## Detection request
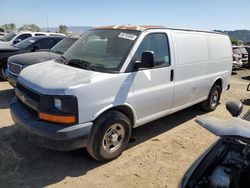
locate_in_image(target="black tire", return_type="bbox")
[0,63,7,81]
[87,110,132,161]
[201,84,222,112]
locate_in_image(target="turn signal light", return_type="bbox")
[39,112,76,124]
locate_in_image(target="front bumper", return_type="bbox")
[241,58,249,65]
[232,60,242,69]
[10,98,93,151]
[5,69,18,87]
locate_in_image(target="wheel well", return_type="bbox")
[110,105,135,127]
[0,58,7,67]
[214,78,223,89]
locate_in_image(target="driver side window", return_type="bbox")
[133,33,170,67]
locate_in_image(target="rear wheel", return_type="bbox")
[0,63,7,80]
[201,84,222,112]
[87,110,131,161]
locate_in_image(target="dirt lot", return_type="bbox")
[0,69,249,188]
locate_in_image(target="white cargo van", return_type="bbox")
[10,25,232,161]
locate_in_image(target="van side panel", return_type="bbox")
[172,31,232,111]
[172,32,210,108]
[208,35,232,90]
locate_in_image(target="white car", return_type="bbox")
[233,46,243,69]
[10,25,232,161]
[0,31,65,47]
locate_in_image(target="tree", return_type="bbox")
[1,23,16,32]
[19,24,40,32]
[230,37,243,46]
[59,25,68,34]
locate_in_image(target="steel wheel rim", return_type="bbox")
[102,123,125,153]
[210,90,219,109]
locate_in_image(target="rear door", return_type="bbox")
[131,32,175,124]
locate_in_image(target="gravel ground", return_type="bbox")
[0,68,249,188]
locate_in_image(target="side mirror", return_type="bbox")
[247,83,250,91]
[13,38,22,44]
[31,46,39,52]
[135,51,154,69]
[226,101,243,117]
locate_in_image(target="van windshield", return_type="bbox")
[63,29,140,72]
[0,32,16,42]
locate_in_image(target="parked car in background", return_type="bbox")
[0,31,65,48]
[239,46,249,66]
[180,101,250,188]
[6,36,79,86]
[0,28,5,39]
[0,36,64,80]
[10,25,232,161]
[244,46,250,65]
[232,46,243,69]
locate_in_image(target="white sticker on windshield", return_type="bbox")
[118,32,137,41]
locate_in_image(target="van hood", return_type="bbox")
[196,116,250,143]
[8,51,60,66]
[18,60,107,94]
[0,46,19,52]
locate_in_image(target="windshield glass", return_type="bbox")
[51,38,77,55]
[239,47,248,54]
[233,48,241,54]
[0,32,16,42]
[14,37,38,49]
[63,29,140,72]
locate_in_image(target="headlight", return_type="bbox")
[39,95,78,125]
[54,98,62,110]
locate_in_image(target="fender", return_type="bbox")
[92,103,137,127]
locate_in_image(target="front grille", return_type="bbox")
[8,62,23,75]
[16,82,41,118]
[18,98,38,118]
[16,82,41,101]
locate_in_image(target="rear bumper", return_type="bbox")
[5,69,17,87]
[10,98,93,151]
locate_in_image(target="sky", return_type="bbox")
[1,0,250,30]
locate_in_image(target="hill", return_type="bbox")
[225,30,250,42]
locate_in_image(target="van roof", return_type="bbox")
[96,25,227,35]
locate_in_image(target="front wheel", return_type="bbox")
[201,84,222,112]
[87,110,132,161]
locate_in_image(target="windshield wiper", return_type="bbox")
[67,59,97,71]
[56,55,67,64]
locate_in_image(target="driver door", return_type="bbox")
[132,32,175,125]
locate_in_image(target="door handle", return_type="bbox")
[170,69,174,81]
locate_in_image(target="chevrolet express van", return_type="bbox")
[10,25,232,161]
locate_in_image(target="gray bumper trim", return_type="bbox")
[10,98,93,151]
